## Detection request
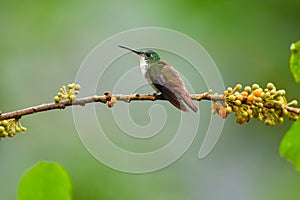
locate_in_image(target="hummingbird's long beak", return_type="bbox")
[118,45,142,55]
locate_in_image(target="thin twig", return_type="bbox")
[285,105,300,115]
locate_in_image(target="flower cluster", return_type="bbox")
[0,119,27,138]
[54,83,80,103]
[213,83,299,126]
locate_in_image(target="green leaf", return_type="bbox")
[280,120,300,171]
[290,40,300,83]
[18,161,72,200]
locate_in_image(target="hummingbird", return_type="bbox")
[119,45,198,112]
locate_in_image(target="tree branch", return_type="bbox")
[0,92,214,120]
[284,105,300,115]
[0,92,299,121]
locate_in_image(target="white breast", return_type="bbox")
[139,57,147,77]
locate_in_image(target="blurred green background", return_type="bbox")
[1,0,300,199]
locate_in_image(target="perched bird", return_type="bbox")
[119,45,198,112]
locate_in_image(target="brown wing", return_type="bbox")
[152,83,188,112]
[145,61,198,112]
[162,64,198,112]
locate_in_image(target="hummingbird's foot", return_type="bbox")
[152,93,164,100]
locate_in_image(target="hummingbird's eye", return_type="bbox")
[145,53,151,58]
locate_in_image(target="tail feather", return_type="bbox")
[153,83,197,112]
[161,91,188,112]
[181,92,198,113]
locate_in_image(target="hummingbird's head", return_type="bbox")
[139,50,160,63]
[118,45,160,64]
